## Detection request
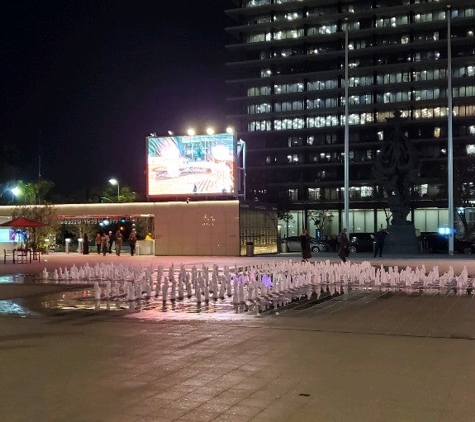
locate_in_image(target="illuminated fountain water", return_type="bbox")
[35,259,475,315]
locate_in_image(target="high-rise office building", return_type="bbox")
[225,0,475,235]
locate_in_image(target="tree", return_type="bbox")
[12,204,61,252]
[277,210,294,236]
[135,216,154,239]
[309,210,334,236]
[9,180,55,205]
[101,185,137,203]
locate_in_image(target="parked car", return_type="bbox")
[283,236,330,253]
[348,233,375,253]
[424,234,475,254]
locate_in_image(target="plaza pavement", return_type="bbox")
[1,252,475,421]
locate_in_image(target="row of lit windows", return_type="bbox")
[285,183,448,202]
[284,175,473,198]
[265,143,475,167]
[246,9,474,44]
[266,33,448,55]
[247,87,475,113]
[286,126,475,147]
[307,187,377,201]
[257,51,469,77]
[245,0,445,10]
[290,186,388,202]
[246,65,474,97]
[248,106,475,132]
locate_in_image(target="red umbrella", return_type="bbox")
[0,217,46,228]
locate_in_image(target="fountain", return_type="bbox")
[18,258,475,316]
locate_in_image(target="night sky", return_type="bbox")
[0,1,233,198]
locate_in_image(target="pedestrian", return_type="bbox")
[374,228,389,258]
[338,228,350,263]
[115,229,123,256]
[83,233,89,255]
[300,229,311,262]
[95,233,102,254]
[128,231,137,256]
[108,230,114,254]
[101,232,109,256]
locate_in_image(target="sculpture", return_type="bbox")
[373,112,420,224]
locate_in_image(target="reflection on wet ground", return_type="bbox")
[0,274,27,284]
[1,270,474,321]
[0,270,332,318]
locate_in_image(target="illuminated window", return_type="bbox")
[418,184,428,196]
[308,188,321,200]
[288,189,298,200]
[261,69,272,77]
[361,186,373,197]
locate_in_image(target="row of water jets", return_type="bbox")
[41,260,474,306]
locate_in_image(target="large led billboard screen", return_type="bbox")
[147,133,236,197]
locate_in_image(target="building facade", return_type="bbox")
[0,201,278,256]
[225,0,475,236]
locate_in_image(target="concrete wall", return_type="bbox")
[0,200,241,256]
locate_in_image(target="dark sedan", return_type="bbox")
[425,234,475,254]
[283,236,330,253]
[348,233,375,253]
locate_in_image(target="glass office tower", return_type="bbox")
[225,0,475,234]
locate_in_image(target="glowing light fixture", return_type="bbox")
[187,128,196,136]
[10,187,21,197]
[109,178,120,202]
[206,127,215,135]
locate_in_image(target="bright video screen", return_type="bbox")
[0,228,18,243]
[147,133,235,197]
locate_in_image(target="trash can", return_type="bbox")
[281,240,288,253]
[246,241,254,257]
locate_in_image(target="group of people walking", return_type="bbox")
[93,230,137,256]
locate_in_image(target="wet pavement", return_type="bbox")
[1,252,475,421]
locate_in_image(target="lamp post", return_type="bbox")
[447,6,454,256]
[237,139,246,201]
[10,187,20,204]
[343,17,350,234]
[109,178,119,202]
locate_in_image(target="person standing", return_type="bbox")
[374,228,389,258]
[83,233,89,255]
[338,228,350,263]
[300,229,311,262]
[95,233,102,254]
[108,230,114,254]
[128,231,137,256]
[115,229,123,256]
[101,232,109,256]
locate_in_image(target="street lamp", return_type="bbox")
[10,187,21,203]
[109,178,119,202]
[237,139,246,201]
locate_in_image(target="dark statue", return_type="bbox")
[372,112,421,253]
[373,112,420,224]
